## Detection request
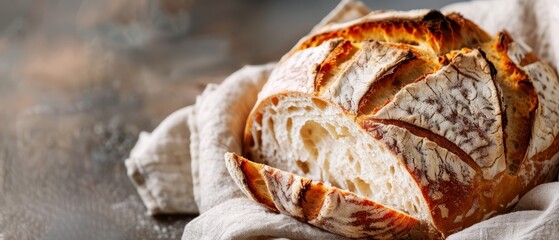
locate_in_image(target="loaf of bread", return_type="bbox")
[225,8,559,239]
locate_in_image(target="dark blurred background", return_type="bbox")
[0,0,464,239]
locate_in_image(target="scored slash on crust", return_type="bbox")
[225,152,426,239]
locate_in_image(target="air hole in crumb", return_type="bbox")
[339,126,350,137]
[267,118,277,141]
[254,130,262,148]
[300,121,330,159]
[405,201,413,212]
[271,97,279,106]
[255,114,263,125]
[386,182,393,191]
[329,177,342,189]
[312,98,328,110]
[286,118,293,143]
[348,154,354,163]
[286,118,293,132]
[414,196,422,213]
[354,178,372,197]
[296,160,310,174]
[304,106,313,112]
[287,106,298,113]
[346,180,357,193]
[302,138,319,158]
[389,165,395,175]
[355,161,361,173]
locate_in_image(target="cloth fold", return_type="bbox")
[184,198,348,240]
[188,64,274,212]
[448,183,559,239]
[125,0,559,239]
[125,106,197,214]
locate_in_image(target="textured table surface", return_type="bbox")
[0,0,462,239]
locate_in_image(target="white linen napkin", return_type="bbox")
[125,0,559,239]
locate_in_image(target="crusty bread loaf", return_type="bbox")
[225,7,559,239]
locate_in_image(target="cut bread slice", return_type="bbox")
[225,152,432,239]
[245,93,433,220]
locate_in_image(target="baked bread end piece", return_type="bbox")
[225,152,443,239]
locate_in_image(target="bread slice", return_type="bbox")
[226,7,559,239]
[225,152,430,239]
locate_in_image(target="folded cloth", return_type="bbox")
[448,183,559,240]
[124,0,559,239]
[125,106,197,215]
[183,198,347,240]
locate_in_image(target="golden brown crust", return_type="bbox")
[296,10,490,55]
[314,39,358,94]
[480,31,538,175]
